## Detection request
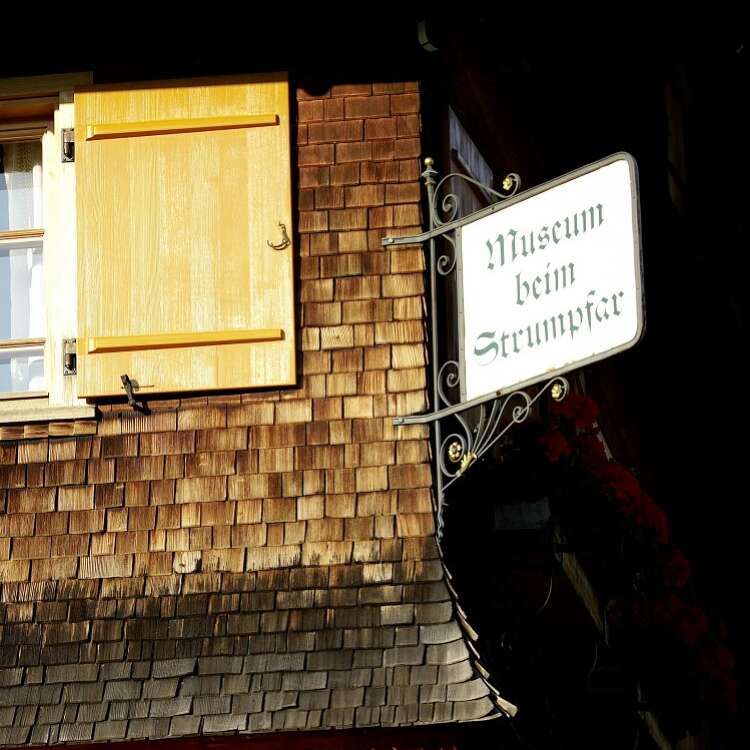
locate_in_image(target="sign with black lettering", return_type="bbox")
[458,153,644,401]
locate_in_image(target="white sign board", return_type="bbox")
[458,153,643,402]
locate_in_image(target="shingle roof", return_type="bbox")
[0,544,506,744]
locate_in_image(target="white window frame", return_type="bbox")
[1,138,46,398]
[0,74,95,424]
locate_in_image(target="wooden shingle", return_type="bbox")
[175,477,227,504]
[184,452,235,478]
[57,486,94,512]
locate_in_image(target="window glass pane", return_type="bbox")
[0,141,43,231]
[0,346,44,393]
[0,242,44,340]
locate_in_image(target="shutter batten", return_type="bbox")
[86,113,279,141]
[88,328,284,354]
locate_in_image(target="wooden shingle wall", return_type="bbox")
[0,82,502,745]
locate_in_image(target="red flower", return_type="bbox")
[652,594,709,645]
[653,593,683,627]
[662,548,691,588]
[631,494,671,545]
[539,431,571,463]
[602,464,642,504]
[651,506,671,546]
[578,432,608,473]
[551,392,600,429]
[674,605,709,646]
[699,644,736,679]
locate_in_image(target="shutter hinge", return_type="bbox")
[63,339,77,375]
[62,129,75,162]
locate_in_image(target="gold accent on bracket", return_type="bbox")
[502,174,516,191]
[458,451,477,475]
[447,441,464,464]
[88,329,283,354]
[551,382,566,401]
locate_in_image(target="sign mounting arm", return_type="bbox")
[382,159,569,536]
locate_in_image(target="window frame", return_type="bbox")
[0,136,47,398]
[0,74,95,425]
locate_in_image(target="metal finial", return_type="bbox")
[422,157,437,188]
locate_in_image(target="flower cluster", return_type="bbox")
[546,413,673,546]
[550,391,599,428]
[538,431,571,463]
[608,593,709,645]
[540,390,737,716]
[653,594,710,646]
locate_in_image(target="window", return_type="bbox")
[1,137,45,396]
[0,72,293,418]
[0,73,92,421]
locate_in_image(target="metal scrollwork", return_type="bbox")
[420,161,521,278]
[382,157,570,539]
[436,233,457,276]
[439,432,469,478]
[424,160,522,231]
[436,360,461,406]
[501,173,521,195]
[439,190,460,225]
[428,376,568,535]
[440,377,569,493]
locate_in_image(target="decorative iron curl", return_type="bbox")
[510,390,535,423]
[436,362,473,484]
[436,360,462,409]
[440,376,569,494]
[471,386,535,461]
[439,191,460,225]
[429,172,522,228]
[501,172,522,197]
[439,431,470,480]
[436,233,457,276]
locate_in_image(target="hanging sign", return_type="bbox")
[458,152,644,402]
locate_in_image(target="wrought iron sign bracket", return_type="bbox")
[382,158,569,537]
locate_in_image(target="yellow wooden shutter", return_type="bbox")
[75,73,295,398]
